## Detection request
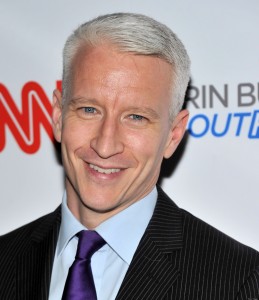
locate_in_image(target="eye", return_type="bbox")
[82,107,97,114]
[76,106,100,119]
[129,114,146,121]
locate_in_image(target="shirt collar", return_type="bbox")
[57,188,157,266]
[57,191,86,255]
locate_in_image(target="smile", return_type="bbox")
[89,163,121,174]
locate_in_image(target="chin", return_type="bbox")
[81,198,121,214]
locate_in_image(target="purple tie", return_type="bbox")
[62,230,105,300]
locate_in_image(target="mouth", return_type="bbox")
[89,163,121,175]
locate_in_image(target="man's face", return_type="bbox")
[53,44,188,226]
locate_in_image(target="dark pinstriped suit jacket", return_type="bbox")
[1,187,259,299]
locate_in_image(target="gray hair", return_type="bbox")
[62,12,190,119]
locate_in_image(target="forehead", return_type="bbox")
[68,45,173,115]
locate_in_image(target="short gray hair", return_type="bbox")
[62,12,190,119]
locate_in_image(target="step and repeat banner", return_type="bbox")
[0,1,258,250]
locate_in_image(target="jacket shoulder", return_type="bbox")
[180,208,259,296]
[182,207,259,258]
[158,186,259,258]
[0,207,61,299]
[0,206,61,258]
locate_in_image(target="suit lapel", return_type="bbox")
[116,187,183,300]
[16,207,61,300]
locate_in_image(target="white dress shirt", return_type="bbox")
[49,187,157,300]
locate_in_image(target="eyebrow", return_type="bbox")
[126,106,160,119]
[69,97,99,106]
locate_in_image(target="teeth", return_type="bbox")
[89,164,121,174]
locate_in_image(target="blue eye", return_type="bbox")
[130,114,144,121]
[83,107,96,113]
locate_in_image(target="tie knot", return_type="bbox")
[76,230,105,260]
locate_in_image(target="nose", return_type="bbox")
[90,116,124,159]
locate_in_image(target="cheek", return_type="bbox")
[126,130,167,164]
[61,131,83,168]
[62,119,90,148]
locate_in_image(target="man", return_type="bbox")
[0,13,259,300]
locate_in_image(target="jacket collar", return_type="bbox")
[116,186,183,299]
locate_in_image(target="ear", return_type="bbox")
[52,89,63,143]
[163,109,189,159]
